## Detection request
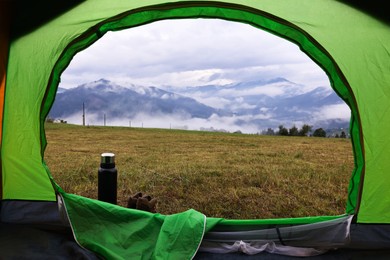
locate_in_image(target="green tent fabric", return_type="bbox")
[60,192,211,259]
[2,0,390,258]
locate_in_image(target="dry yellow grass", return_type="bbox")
[44,123,354,219]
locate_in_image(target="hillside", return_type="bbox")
[49,78,350,133]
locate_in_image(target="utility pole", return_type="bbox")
[82,102,85,126]
[104,113,106,126]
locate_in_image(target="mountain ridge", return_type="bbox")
[49,78,350,133]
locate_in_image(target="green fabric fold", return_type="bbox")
[61,192,213,259]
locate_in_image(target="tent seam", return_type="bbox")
[191,213,207,260]
[57,192,103,259]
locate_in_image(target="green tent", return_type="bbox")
[1,0,390,258]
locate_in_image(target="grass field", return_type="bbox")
[44,123,354,219]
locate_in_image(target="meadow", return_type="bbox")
[44,123,354,219]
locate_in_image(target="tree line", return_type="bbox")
[262,124,347,138]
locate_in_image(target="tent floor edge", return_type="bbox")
[0,200,99,259]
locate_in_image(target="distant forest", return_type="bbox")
[262,124,348,138]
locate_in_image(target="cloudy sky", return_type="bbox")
[60,18,331,91]
[58,18,351,132]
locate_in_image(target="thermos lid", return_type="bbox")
[101,152,115,164]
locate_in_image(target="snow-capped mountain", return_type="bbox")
[49,78,350,133]
[49,79,219,122]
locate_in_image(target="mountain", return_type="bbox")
[161,78,349,129]
[49,79,219,124]
[49,78,350,133]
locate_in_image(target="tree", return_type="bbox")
[45,117,54,123]
[278,125,289,136]
[289,125,299,136]
[265,128,275,135]
[299,124,312,136]
[340,131,347,138]
[313,128,326,137]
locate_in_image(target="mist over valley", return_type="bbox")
[50,78,350,134]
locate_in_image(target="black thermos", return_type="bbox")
[98,152,117,204]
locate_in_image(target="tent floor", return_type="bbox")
[194,250,390,260]
[2,222,390,259]
[0,222,100,259]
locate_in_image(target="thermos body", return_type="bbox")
[98,153,117,204]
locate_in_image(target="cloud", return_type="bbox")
[61,110,267,134]
[188,95,231,109]
[60,18,329,90]
[313,104,351,121]
[56,18,348,132]
[219,83,288,97]
[60,100,350,135]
